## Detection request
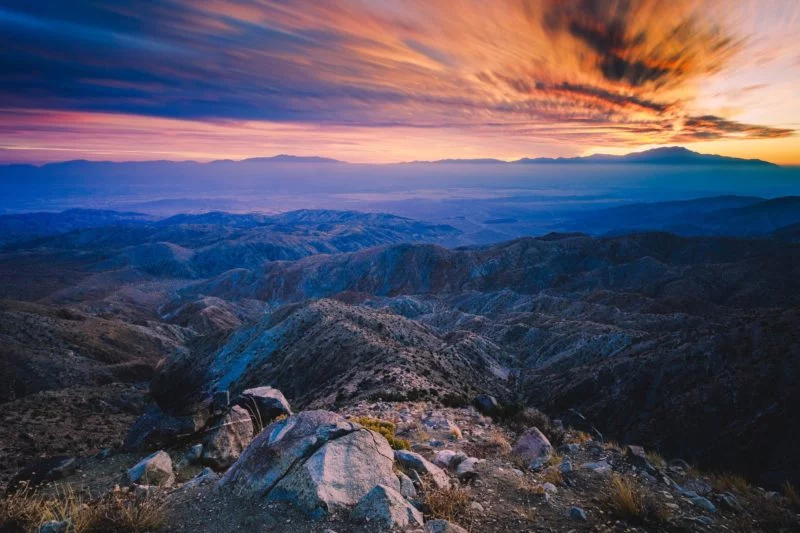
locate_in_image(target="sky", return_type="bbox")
[0,0,798,164]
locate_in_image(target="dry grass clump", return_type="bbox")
[540,468,564,486]
[354,417,410,450]
[420,477,471,521]
[783,481,800,510]
[604,475,668,526]
[710,472,750,493]
[0,485,165,533]
[515,477,545,499]
[463,429,512,459]
[645,451,666,469]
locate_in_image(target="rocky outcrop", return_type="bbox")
[394,450,450,489]
[201,406,254,469]
[234,386,292,427]
[127,450,174,487]
[219,410,400,519]
[350,484,424,529]
[124,404,210,452]
[512,427,553,471]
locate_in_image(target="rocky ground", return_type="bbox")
[4,394,798,532]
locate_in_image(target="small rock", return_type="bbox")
[182,467,219,489]
[581,461,612,475]
[433,450,467,470]
[559,443,580,454]
[133,484,158,497]
[395,450,450,489]
[36,521,70,533]
[542,482,558,494]
[201,405,254,470]
[569,507,588,521]
[470,502,485,514]
[560,456,573,474]
[425,519,469,533]
[718,492,742,512]
[127,451,174,487]
[234,386,292,428]
[668,458,691,471]
[184,443,203,464]
[350,484,424,529]
[625,445,655,474]
[473,394,500,416]
[690,496,717,513]
[455,457,483,482]
[511,427,553,471]
[397,471,417,499]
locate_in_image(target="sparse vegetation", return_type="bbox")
[498,405,565,447]
[0,485,165,533]
[783,481,800,510]
[711,472,750,493]
[420,477,471,522]
[604,475,668,526]
[354,416,410,450]
[540,467,564,486]
[645,450,666,469]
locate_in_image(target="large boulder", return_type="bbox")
[124,404,210,451]
[234,386,292,428]
[394,450,450,489]
[220,410,399,519]
[201,406,254,469]
[473,394,500,416]
[127,451,174,487]
[511,427,553,471]
[350,484,424,529]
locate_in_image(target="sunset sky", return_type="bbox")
[1,0,798,164]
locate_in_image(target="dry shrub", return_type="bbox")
[515,477,545,499]
[463,429,511,459]
[645,451,666,469]
[604,475,668,526]
[420,477,470,521]
[354,417,410,450]
[0,485,165,533]
[710,472,750,493]
[540,468,564,486]
[749,495,800,531]
[784,482,800,510]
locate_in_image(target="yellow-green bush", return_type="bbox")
[355,417,411,450]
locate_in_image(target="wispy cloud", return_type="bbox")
[0,0,796,162]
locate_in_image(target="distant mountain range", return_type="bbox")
[1,147,779,170]
[409,147,779,166]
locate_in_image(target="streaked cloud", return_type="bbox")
[0,0,797,163]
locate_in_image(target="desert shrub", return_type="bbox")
[354,417,410,450]
[499,405,565,447]
[540,467,564,486]
[420,477,470,521]
[603,475,668,526]
[0,485,164,533]
[749,495,800,530]
[710,472,750,493]
[783,481,800,510]
[645,450,666,468]
[463,429,511,459]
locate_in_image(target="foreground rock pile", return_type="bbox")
[4,391,800,532]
